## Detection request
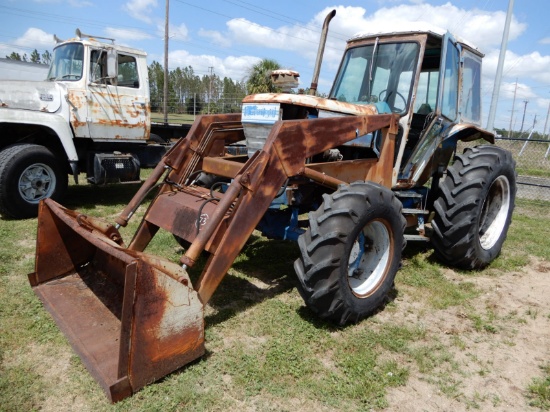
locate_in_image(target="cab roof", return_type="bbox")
[54,37,147,57]
[350,25,483,58]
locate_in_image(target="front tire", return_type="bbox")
[294,182,406,325]
[431,145,516,269]
[0,144,68,219]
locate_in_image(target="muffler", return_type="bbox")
[28,199,204,402]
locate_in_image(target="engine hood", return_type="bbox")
[242,93,380,116]
[0,80,63,113]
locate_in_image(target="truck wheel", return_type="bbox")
[431,145,516,269]
[0,144,68,219]
[149,133,168,144]
[294,182,405,325]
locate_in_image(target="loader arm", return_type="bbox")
[128,112,398,304]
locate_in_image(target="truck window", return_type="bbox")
[47,43,84,81]
[331,42,418,114]
[118,54,139,88]
[90,50,111,84]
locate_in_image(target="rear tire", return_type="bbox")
[294,182,405,325]
[431,145,516,269]
[0,144,68,219]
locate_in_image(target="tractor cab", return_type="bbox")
[331,28,491,188]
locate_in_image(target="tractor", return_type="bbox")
[28,11,516,401]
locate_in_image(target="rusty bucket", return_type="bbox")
[28,199,205,402]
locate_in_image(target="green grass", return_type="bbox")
[150,112,197,124]
[1,179,549,411]
[527,364,550,410]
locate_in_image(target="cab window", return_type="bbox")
[117,54,139,88]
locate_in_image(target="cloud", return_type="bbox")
[104,27,153,41]
[154,22,189,42]
[67,0,93,7]
[167,49,260,80]
[198,29,231,48]
[32,0,92,6]
[15,28,54,49]
[484,49,550,85]
[0,28,54,61]
[539,37,550,45]
[170,23,189,41]
[123,0,158,24]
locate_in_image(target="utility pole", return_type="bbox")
[487,0,515,132]
[519,100,528,134]
[543,100,550,140]
[163,0,169,124]
[208,66,214,114]
[508,78,517,138]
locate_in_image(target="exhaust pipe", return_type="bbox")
[309,9,336,96]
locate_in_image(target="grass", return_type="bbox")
[0,176,549,411]
[527,364,550,410]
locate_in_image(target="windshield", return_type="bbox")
[330,42,419,114]
[47,43,84,81]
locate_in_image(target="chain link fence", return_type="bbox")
[459,137,550,204]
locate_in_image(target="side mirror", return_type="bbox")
[107,49,117,79]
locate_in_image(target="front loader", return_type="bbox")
[28,11,517,402]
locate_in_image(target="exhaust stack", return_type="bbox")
[309,9,336,95]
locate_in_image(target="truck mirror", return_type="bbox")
[107,49,117,79]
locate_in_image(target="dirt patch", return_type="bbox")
[384,258,550,411]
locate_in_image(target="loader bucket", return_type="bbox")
[28,199,205,402]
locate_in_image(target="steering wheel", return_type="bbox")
[378,89,407,113]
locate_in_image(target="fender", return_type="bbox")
[445,123,495,144]
[0,109,78,161]
[397,121,495,188]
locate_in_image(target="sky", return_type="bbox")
[0,0,549,134]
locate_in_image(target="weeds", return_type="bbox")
[527,364,550,410]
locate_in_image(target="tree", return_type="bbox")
[245,58,281,94]
[148,61,164,112]
[30,49,41,64]
[41,50,52,65]
[6,52,22,61]
[7,50,52,65]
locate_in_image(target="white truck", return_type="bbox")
[0,30,190,219]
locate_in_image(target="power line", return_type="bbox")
[221,0,349,41]
[172,0,345,52]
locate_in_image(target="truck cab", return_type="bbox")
[47,35,150,141]
[0,31,171,219]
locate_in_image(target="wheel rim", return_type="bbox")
[18,163,57,204]
[479,175,511,250]
[347,219,392,297]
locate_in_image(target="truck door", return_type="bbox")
[87,50,149,141]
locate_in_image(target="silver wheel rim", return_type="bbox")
[479,175,511,250]
[18,163,56,204]
[347,219,392,297]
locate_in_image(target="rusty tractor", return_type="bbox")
[28,11,516,402]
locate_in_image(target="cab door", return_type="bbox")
[436,32,461,122]
[87,50,149,141]
[399,32,461,185]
